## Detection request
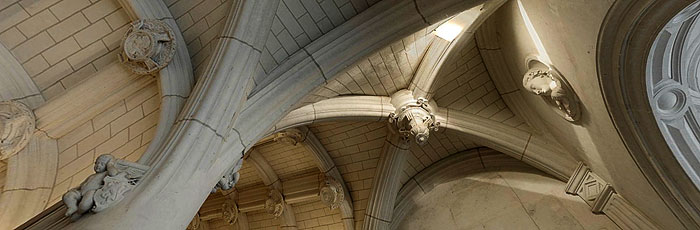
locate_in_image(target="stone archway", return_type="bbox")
[597,0,700,228]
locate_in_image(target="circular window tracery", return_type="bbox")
[647,1,700,190]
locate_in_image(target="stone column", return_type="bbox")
[363,90,439,229]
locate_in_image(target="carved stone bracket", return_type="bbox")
[119,19,176,75]
[221,200,239,225]
[0,101,35,160]
[566,162,659,228]
[522,59,581,122]
[62,154,149,221]
[319,176,344,210]
[273,128,305,146]
[388,97,439,145]
[264,189,286,218]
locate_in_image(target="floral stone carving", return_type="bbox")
[522,59,581,122]
[265,189,286,218]
[221,200,239,225]
[62,154,150,220]
[389,98,439,145]
[319,177,344,210]
[119,19,176,75]
[0,101,35,160]
[273,128,304,146]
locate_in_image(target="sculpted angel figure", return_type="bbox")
[63,154,118,220]
[523,69,578,121]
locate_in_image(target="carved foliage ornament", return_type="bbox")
[119,19,176,75]
[389,98,439,145]
[522,59,581,122]
[0,101,35,160]
[265,189,286,217]
[63,154,150,220]
[319,177,344,210]
[273,128,305,146]
[221,200,239,225]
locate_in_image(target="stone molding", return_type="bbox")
[119,19,176,75]
[566,162,659,229]
[0,101,36,160]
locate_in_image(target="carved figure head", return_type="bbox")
[94,154,115,173]
[523,69,558,96]
[0,101,35,160]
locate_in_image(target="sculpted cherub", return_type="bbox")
[63,154,118,220]
[523,67,580,121]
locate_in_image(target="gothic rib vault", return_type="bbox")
[0,0,699,229]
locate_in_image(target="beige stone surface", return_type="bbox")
[479,0,683,228]
[395,169,619,230]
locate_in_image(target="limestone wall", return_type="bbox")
[395,169,619,229]
[0,0,130,100]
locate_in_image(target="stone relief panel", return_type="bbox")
[62,154,149,220]
[0,100,35,160]
[119,19,176,75]
[522,59,581,122]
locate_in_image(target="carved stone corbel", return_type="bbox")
[0,101,35,160]
[221,200,239,225]
[62,154,150,220]
[522,59,581,122]
[273,128,305,146]
[319,176,344,210]
[264,189,286,218]
[388,96,439,146]
[119,19,176,75]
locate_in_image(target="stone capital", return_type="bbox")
[265,189,286,218]
[273,128,305,146]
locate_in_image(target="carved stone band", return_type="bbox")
[0,101,35,160]
[119,19,176,75]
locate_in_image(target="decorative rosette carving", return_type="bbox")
[319,177,344,210]
[119,19,176,75]
[264,189,286,217]
[222,200,239,225]
[0,101,35,160]
[388,98,439,145]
